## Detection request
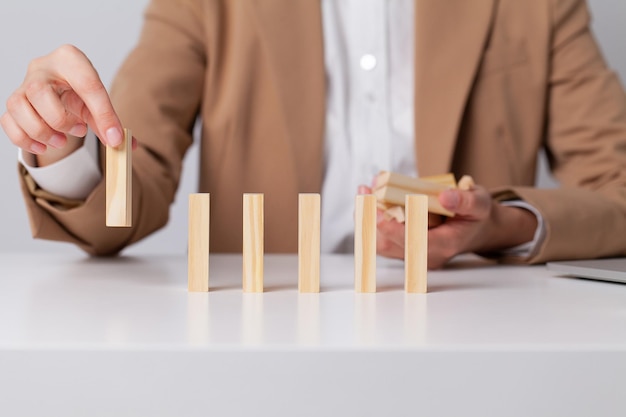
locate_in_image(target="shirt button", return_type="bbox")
[360,54,377,71]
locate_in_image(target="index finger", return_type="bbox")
[51,46,123,147]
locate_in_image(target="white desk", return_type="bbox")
[0,253,624,416]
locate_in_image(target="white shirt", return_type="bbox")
[320,0,417,253]
[19,0,544,256]
[18,131,101,200]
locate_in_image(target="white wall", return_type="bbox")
[0,0,624,254]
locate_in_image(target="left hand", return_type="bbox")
[360,184,538,269]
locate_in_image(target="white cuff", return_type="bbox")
[499,200,546,258]
[18,132,102,200]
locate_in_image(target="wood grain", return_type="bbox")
[106,128,132,227]
[243,194,264,292]
[188,194,210,292]
[405,194,428,293]
[374,185,454,217]
[374,171,456,217]
[375,171,456,193]
[355,195,376,293]
[299,193,320,293]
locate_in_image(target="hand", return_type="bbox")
[1,44,126,164]
[363,184,538,269]
[358,185,445,258]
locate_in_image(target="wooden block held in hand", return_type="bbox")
[299,193,321,293]
[374,185,454,217]
[458,175,476,191]
[243,194,264,292]
[355,194,376,293]
[375,171,456,192]
[374,171,456,217]
[405,194,428,293]
[188,194,210,292]
[383,205,406,223]
[106,128,132,227]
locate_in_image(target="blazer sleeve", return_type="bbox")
[494,0,626,263]
[18,0,206,255]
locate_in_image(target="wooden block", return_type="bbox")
[419,173,458,186]
[373,171,457,217]
[243,194,264,292]
[405,194,428,293]
[374,185,454,217]
[458,175,476,191]
[374,171,456,192]
[298,193,320,293]
[383,205,406,223]
[355,194,376,293]
[188,193,210,292]
[106,128,132,227]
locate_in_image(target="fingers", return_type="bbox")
[5,91,66,150]
[358,185,400,258]
[24,79,86,138]
[50,45,123,146]
[376,209,456,268]
[376,230,404,259]
[3,45,122,150]
[427,226,459,269]
[439,186,491,219]
[375,213,458,268]
[376,209,406,259]
[0,112,47,154]
[428,213,444,228]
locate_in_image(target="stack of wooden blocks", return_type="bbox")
[374,171,458,222]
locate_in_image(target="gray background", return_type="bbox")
[0,0,624,255]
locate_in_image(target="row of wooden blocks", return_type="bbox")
[105,131,430,292]
[188,193,428,293]
[103,130,430,292]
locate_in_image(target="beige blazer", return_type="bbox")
[19,0,626,263]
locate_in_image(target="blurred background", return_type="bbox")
[0,0,625,255]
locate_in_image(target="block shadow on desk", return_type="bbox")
[66,255,182,287]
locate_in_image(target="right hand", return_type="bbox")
[1,44,124,157]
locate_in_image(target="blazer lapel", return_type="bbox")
[248,0,495,183]
[248,0,326,192]
[414,0,496,176]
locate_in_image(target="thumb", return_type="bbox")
[439,187,491,218]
